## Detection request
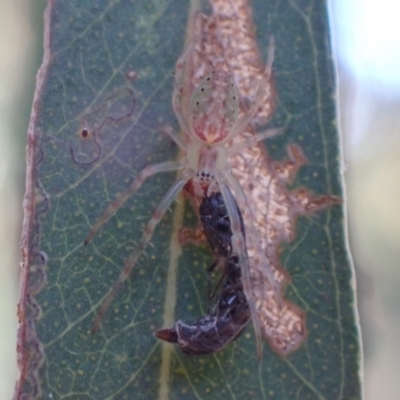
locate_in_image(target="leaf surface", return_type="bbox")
[17,0,361,399]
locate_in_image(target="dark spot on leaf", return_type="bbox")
[81,128,89,138]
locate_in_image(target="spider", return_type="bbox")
[85,44,279,357]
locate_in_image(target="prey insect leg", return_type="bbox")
[91,173,192,333]
[207,262,226,303]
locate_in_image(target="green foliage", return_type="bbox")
[19,0,361,399]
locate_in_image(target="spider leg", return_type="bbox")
[222,80,268,144]
[218,181,263,360]
[84,160,186,245]
[207,259,227,303]
[265,36,275,78]
[227,128,284,156]
[162,125,187,150]
[172,44,195,138]
[223,170,282,305]
[206,259,219,304]
[91,172,193,333]
[221,36,276,145]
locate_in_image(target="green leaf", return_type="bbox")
[17,0,361,399]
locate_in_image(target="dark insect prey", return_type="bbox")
[155,192,250,355]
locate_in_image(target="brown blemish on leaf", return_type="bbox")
[183,0,341,357]
[178,225,207,247]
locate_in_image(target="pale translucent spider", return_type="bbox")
[86,45,279,356]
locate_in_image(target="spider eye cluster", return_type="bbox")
[196,171,214,181]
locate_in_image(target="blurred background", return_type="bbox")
[0,1,399,399]
[0,1,46,399]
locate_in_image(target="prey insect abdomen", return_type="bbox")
[155,192,250,355]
